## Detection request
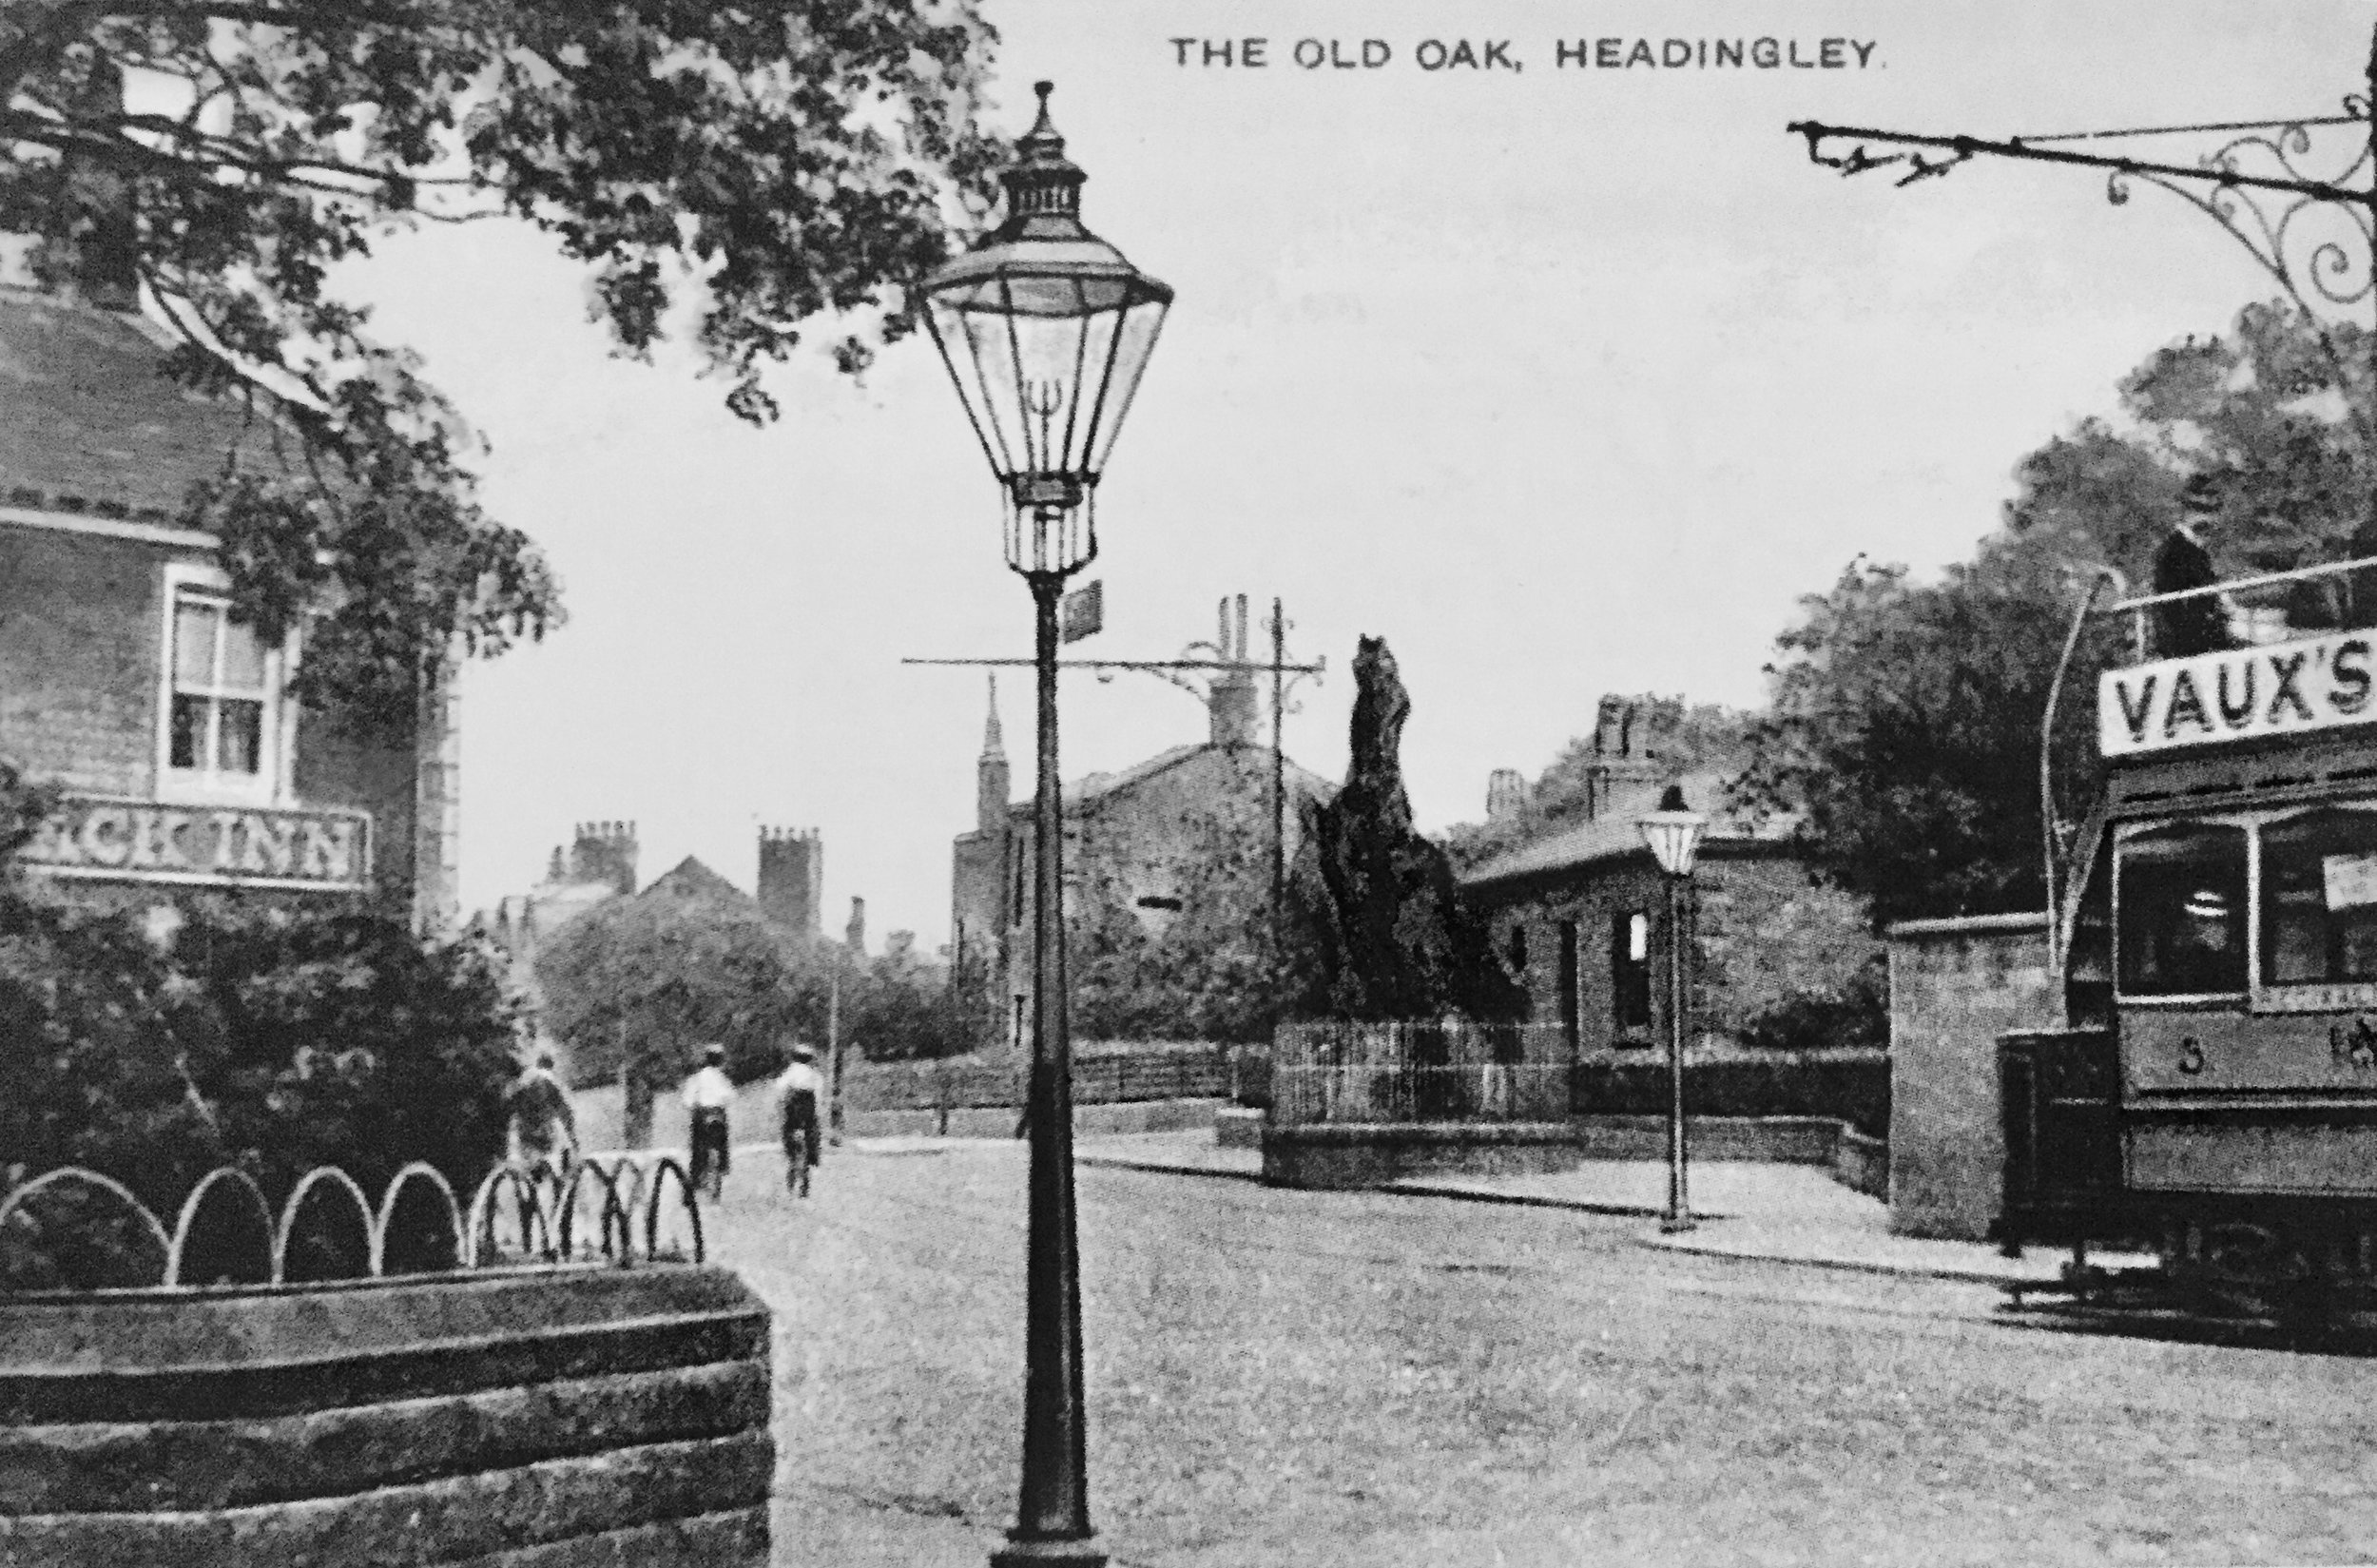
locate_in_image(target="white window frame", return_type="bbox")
[156,560,297,806]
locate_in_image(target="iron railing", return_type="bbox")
[2100,553,2377,667]
[0,1152,705,1294]
[1270,1021,1573,1127]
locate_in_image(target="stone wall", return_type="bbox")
[1886,912,2060,1242]
[0,1266,772,1566]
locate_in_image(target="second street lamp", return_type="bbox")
[1637,784,1709,1236]
[918,82,1171,1568]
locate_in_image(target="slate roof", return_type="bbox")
[1027,743,1337,813]
[1459,770,1805,890]
[0,285,281,522]
[640,856,751,905]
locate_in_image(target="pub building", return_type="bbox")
[0,233,457,929]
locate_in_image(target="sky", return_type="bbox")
[333,0,2372,950]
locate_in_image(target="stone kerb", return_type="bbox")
[0,1267,774,1567]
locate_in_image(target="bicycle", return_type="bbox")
[783,1125,811,1198]
[689,1108,729,1203]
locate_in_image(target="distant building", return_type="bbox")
[952,650,1333,1053]
[480,821,641,976]
[1458,696,1875,1055]
[0,239,456,927]
[478,823,827,1037]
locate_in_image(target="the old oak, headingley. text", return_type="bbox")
[1169,37,1882,72]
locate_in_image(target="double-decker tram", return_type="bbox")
[2002,555,2377,1330]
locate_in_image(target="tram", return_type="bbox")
[2001,553,2377,1324]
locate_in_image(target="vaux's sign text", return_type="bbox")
[2100,634,2377,757]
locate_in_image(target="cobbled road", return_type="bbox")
[701,1139,2377,1567]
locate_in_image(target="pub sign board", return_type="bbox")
[2098,632,2377,759]
[19,796,372,892]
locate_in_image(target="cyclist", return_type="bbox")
[773,1042,825,1197]
[681,1042,735,1200]
[504,1048,577,1171]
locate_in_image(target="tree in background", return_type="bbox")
[1,5,998,720]
[1285,637,1525,1024]
[533,892,825,1096]
[843,930,983,1061]
[1740,301,2373,928]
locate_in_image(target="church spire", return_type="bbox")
[977,674,1012,834]
[982,673,1006,762]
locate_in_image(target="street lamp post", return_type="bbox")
[918,82,1171,1568]
[1637,784,1709,1236]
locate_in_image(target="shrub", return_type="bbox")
[1736,954,1889,1055]
[0,803,524,1287]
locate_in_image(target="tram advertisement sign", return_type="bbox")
[18,795,372,891]
[2099,633,2377,758]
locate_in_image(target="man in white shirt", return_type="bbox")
[773,1042,825,1196]
[681,1042,736,1197]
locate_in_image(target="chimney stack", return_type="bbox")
[570,820,639,897]
[1486,768,1527,822]
[757,826,823,939]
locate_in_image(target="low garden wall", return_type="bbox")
[1262,1122,1581,1190]
[1571,1049,1890,1138]
[1263,1113,1889,1194]
[0,1265,773,1567]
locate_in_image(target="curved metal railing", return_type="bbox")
[0,1151,704,1294]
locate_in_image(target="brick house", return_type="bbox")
[0,271,457,926]
[1457,700,1876,1059]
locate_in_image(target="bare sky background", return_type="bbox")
[339,0,2367,949]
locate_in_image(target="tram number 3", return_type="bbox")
[2330,1016,2377,1072]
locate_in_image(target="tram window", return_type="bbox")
[2259,807,2377,985]
[2116,823,2248,997]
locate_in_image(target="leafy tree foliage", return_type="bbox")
[534,889,823,1090]
[842,930,982,1061]
[1739,301,2373,927]
[0,3,999,719]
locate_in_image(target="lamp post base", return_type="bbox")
[1659,1213,1697,1235]
[992,1535,1109,1567]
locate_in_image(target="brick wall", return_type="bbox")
[1474,848,1878,1055]
[1886,912,2060,1241]
[0,524,169,792]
